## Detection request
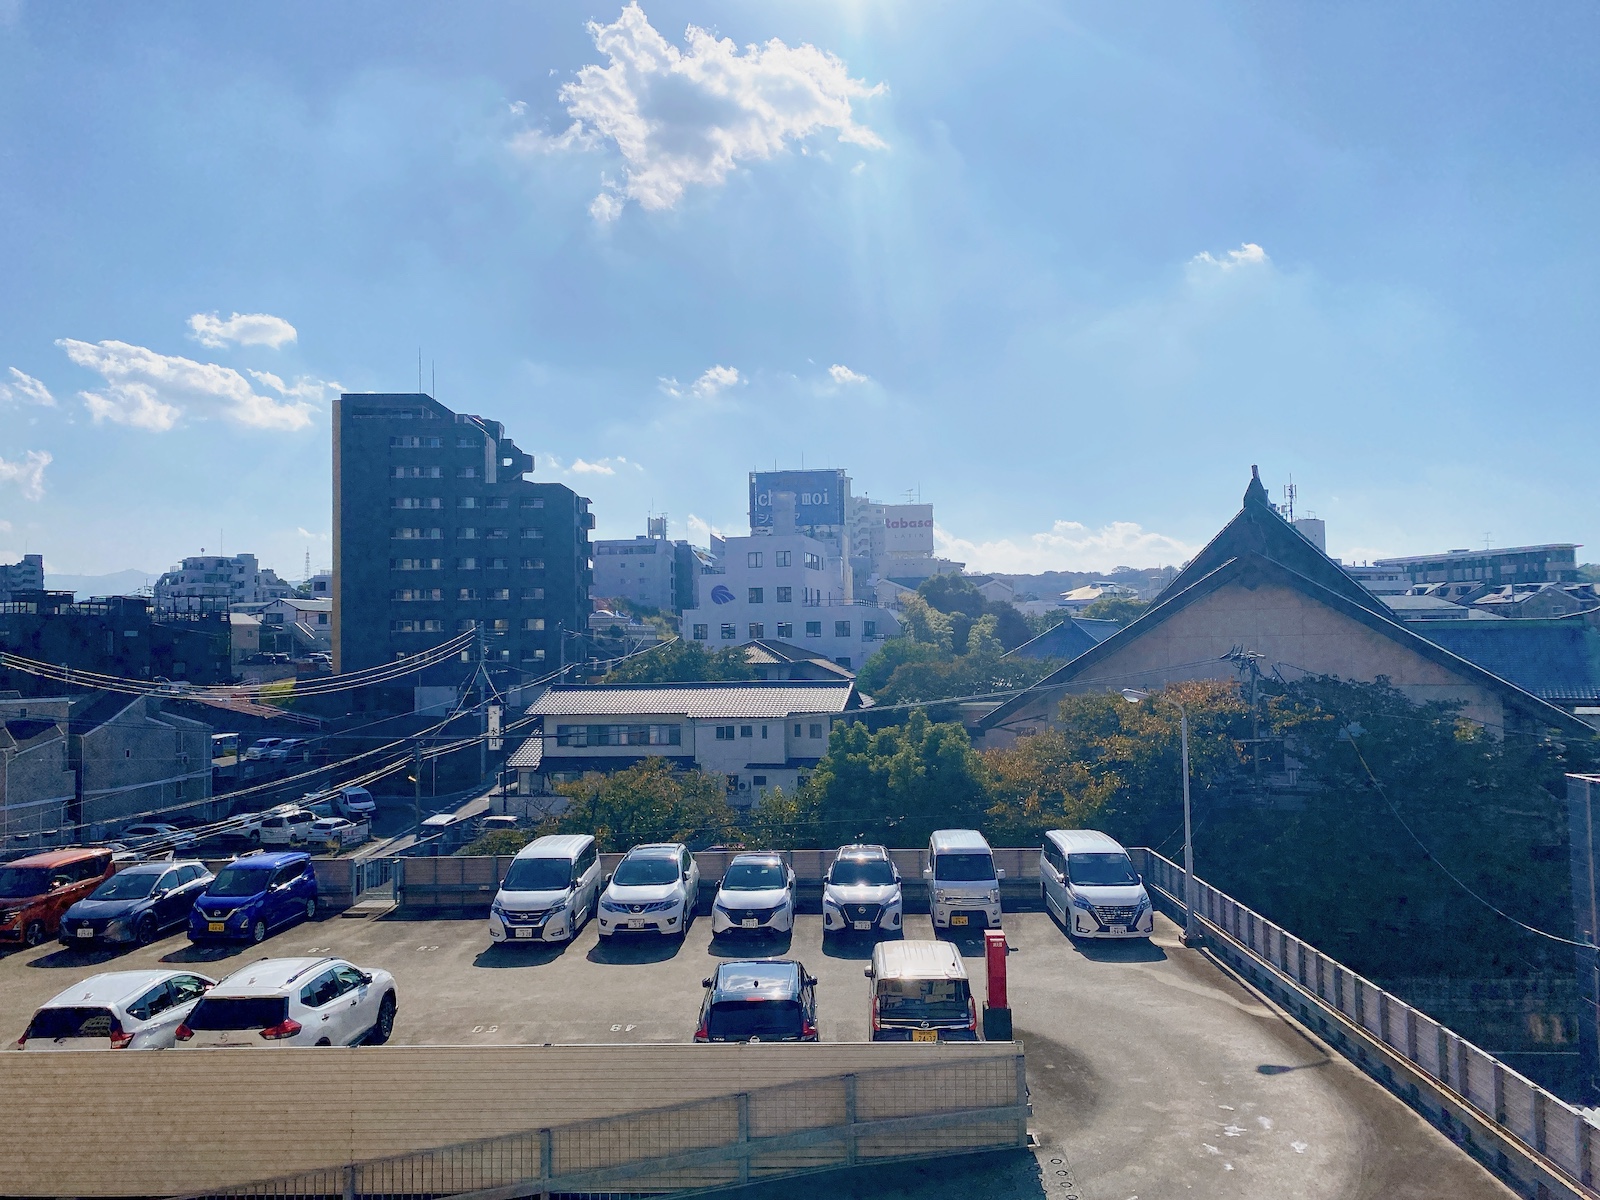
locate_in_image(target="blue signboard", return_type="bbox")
[749,469,848,531]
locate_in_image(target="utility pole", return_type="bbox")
[412,742,422,833]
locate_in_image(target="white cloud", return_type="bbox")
[543,454,643,478]
[187,311,298,350]
[828,363,869,385]
[0,450,52,501]
[685,513,726,544]
[295,527,331,542]
[522,2,885,220]
[1189,242,1269,272]
[248,369,342,404]
[571,458,616,475]
[0,367,55,406]
[660,364,742,400]
[934,520,1197,575]
[56,339,317,432]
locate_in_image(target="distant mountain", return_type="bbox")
[44,569,160,599]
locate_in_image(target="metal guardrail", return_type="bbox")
[171,1053,1028,1200]
[1132,847,1598,1200]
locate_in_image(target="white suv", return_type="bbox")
[597,843,699,940]
[710,853,795,937]
[176,957,397,1048]
[19,970,215,1051]
[822,844,903,936]
[258,808,317,847]
[489,834,602,945]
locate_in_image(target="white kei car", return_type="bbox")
[19,970,216,1050]
[710,853,796,937]
[596,844,699,940]
[176,957,397,1048]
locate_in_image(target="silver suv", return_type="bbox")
[822,844,903,936]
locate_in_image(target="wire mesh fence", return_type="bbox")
[173,1052,1027,1200]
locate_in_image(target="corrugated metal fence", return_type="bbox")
[1132,847,1597,1200]
[171,1053,1028,1200]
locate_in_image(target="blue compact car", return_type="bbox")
[59,860,215,948]
[188,852,318,945]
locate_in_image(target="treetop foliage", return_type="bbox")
[599,638,758,684]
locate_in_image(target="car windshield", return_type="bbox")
[876,978,971,1021]
[723,861,785,890]
[90,872,159,901]
[1068,853,1139,887]
[186,996,288,1030]
[707,999,803,1041]
[613,856,679,886]
[502,857,572,892]
[0,867,51,897]
[830,858,895,887]
[26,1006,115,1040]
[208,866,270,897]
[934,852,994,882]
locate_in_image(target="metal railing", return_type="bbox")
[1132,848,1598,1200]
[171,1053,1027,1200]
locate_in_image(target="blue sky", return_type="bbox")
[1,2,1596,580]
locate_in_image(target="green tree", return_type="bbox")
[554,758,735,852]
[600,639,758,684]
[1079,596,1151,626]
[457,828,534,857]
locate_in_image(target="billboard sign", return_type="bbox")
[883,504,935,556]
[749,469,847,531]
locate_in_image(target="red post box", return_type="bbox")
[984,928,1009,1009]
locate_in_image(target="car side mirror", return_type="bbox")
[701,977,713,988]
[921,867,931,878]
[683,870,691,882]
[863,968,873,979]
[153,888,169,900]
[359,972,373,986]
[804,975,817,987]
[997,868,1006,880]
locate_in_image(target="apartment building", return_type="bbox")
[333,393,593,700]
[153,553,293,614]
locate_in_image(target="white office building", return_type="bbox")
[153,553,293,613]
[681,532,899,671]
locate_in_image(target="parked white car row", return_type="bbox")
[17,957,398,1051]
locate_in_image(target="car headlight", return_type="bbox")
[987,889,1000,903]
[490,899,505,916]
[549,893,569,912]
[599,897,620,913]
[933,890,947,904]
[0,908,21,923]
[1070,892,1093,910]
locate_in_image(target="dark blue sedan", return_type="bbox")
[59,861,215,948]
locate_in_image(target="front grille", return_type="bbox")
[1093,905,1138,926]
[844,904,882,923]
[728,905,780,923]
[505,910,547,925]
[626,900,676,915]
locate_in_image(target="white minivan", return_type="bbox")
[1040,829,1153,939]
[489,834,602,944]
[923,829,1003,931]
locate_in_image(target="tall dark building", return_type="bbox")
[333,394,593,700]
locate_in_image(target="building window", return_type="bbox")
[521,497,545,509]
[487,497,509,509]
[752,776,767,787]
[719,622,736,639]
[389,435,441,448]
[492,618,510,631]
[390,588,443,601]
[748,623,764,639]
[776,622,793,639]
[458,528,478,539]
[423,619,444,631]
[391,527,442,540]
[748,552,763,568]
[863,621,876,639]
[390,497,441,509]
[457,619,477,632]
[793,722,802,737]
[487,528,508,539]
[458,496,479,508]
[739,725,753,738]
[805,621,821,637]
[775,586,792,604]
[490,589,510,601]
[458,588,479,601]
[836,657,851,669]
[522,559,545,570]
[522,649,546,662]
[748,587,764,604]
[776,551,791,567]
[809,723,823,739]
[523,587,545,600]
[804,552,822,570]
[524,618,545,631]
[487,558,507,569]
[521,528,545,539]
[693,624,708,640]
[834,620,851,638]
[457,558,479,570]
[392,466,441,478]
[715,725,735,741]
[390,558,444,570]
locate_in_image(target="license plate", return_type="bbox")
[208,922,225,933]
[514,927,533,939]
[1110,925,1126,935]
[76,927,94,939]
[950,915,968,927]
[627,919,645,929]
[741,918,759,928]
[853,920,872,931]
[912,1029,939,1043]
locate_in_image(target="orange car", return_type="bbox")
[0,849,117,947]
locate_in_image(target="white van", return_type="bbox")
[923,829,1003,931]
[488,834,602,945]
[1040,829,1153,939]
[865,939,978,1041]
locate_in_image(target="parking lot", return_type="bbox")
[0,905,1512,1200]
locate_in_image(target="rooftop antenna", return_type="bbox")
[304,549,311,580]
[431,360,436,399]
[1282,478,1297,523]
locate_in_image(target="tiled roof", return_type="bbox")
[1415,620,1600,705]
[506,737,543,769]
[1005,618,1121,662]
[527,681,858,719]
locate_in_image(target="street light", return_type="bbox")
[1121,687,1202,947]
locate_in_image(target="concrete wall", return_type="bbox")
[0,1042,1020,1197]
[79,696,214,831]
[0,700,74,841]
[988,577,1512,743]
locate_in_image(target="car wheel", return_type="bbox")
[23,920,45,948]
[136,915,157,946]
[303,897,317,922]
[370,992,397,1045]
[250,918,267,944]
[248,831,261,845]
[316,1037,331,1047]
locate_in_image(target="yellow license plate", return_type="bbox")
[912,1029,939,1043]
[207,922,225,933]
[950,915,968,927]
